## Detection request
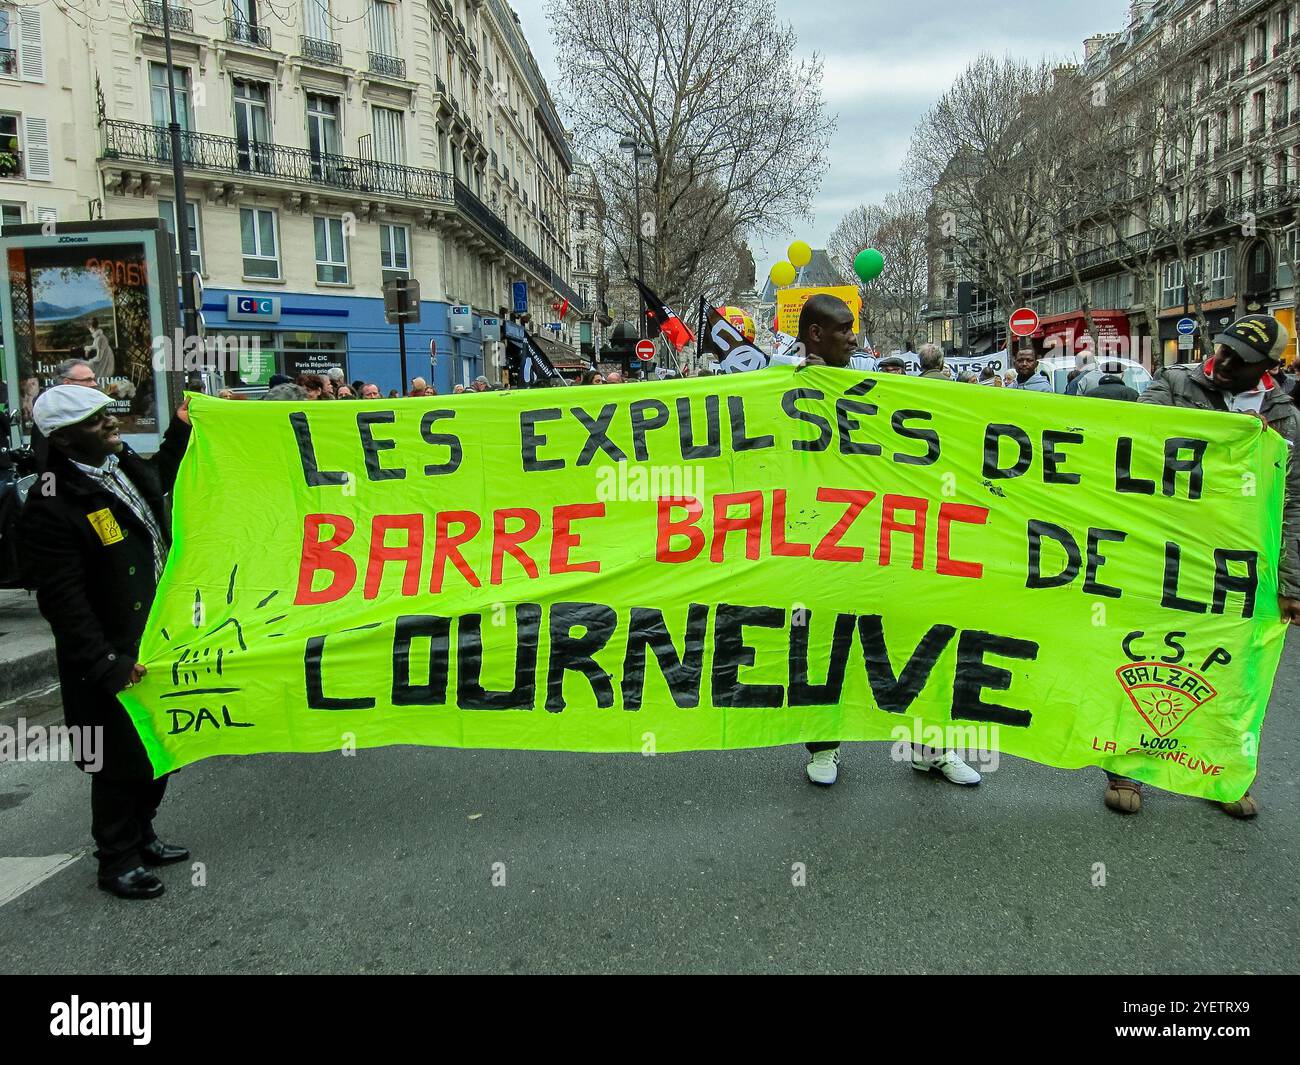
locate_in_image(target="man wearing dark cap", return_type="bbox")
[1100,314,1300,820]
[795,296,983,789]
[19,385,193,899]
[876,354,909,375]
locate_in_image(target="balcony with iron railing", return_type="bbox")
[99,119,583,312]
[0,48,16,77]
[226,18,271,48]
[368,52,406,79]
[143,3,193,32]
[299,36,341,65]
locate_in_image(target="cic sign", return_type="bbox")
[227,294,281,322]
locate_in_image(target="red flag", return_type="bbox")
[632,278,694,353]
[552,297,570,318]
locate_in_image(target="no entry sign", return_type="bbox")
[1009,308,1039,337]
[635,339,656,361]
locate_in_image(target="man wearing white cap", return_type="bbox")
[19,386,192,900]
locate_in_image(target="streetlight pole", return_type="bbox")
[619,137,652,346]
[160,3,199,351]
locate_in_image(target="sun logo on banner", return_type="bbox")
[1114,662,1218,738]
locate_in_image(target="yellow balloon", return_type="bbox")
[787,241,812,268]
[771,261,797,286]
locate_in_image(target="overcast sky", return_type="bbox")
[508,0,1133,284]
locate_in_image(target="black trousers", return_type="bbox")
[90,774,170,878]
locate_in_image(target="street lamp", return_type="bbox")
[159,3,199,357]
[618,136,653,341]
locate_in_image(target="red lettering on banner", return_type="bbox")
[935,502,989,579]
[880,496,928,569]
[364,514,425,599]
[770,488,812,558]
[431,511,482,593]
[813,488,876,562]
[656,497,705,563]
[551,503,604,574]
[491,508,542,584]
[711,491,765,562]
[295,513,357,605]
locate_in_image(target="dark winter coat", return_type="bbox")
[1141,362,1300,598]
[1089,374,1139,402]
[18,418,191,779]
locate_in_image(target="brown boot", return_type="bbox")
[1103,778,1142,814]
[1216,791,1259,819]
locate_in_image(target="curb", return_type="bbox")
[0,649,59,706]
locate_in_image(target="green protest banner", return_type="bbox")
[119,367,1288,800]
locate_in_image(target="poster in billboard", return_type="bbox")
[4,233,166,441]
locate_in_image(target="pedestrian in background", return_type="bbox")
[918,343,951,380]
[1006,347,1053,392]
[360,383,381,399]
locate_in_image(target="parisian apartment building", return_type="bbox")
[0,0,584,393]
[925,0,1300,365]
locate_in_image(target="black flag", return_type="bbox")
[506,333,563,387]
[699,304,768,374]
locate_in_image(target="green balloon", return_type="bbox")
[854,248,884,283]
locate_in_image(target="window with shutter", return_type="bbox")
[23,115,50,179]
[17,5,41,82]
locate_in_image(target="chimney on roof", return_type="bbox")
[1083,34,1109,62]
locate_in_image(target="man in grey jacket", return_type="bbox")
[917,343,951,381]
[1006,346,1053,392]
[1101,314,1300,820]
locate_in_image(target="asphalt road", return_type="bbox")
[1,637,1297,975]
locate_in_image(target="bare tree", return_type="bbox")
[828,191,928,351]
[547,0,834,318]
[908,55,1056,319]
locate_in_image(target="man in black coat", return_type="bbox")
[20,385,192,899]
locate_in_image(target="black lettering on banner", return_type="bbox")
[291,411,348,487]
[1083,528,1127,599]
[982,424,1032,479]
[621,604,709,710]
[629,399,671,462]
[1212,548,1259,618]
[712,604,785,707]
[546,602,618,711]
[891,410,941,466]
[457,606,541,710]
[305,634,376,710]
[788,610,858,705]
[676,394,723,459]
[1026,520,1081,589]
[1042,430,1084,485]
[1161,631,1187,663]
[419,410,463,476]
[951,630,1036,727]
[856,615,955,714]
[1114,437,1156,495]
[574,405,629,465]
[1161,541,1208,613]
[728,395,776,452]
[1121,631,1145,661]
[520,408,564,472]
[835,397,883,456]
[391,614,451,705]
[1164,438,1208,499]
[781,388,832,452]
[357,410,404,482]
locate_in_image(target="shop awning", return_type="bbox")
[1033,309,1129,349]
[531,332,587,369]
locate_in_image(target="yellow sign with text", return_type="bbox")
[776,285,863,335]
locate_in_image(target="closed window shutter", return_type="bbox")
[18,7,43,83]
[24,116,51,179]
[36,206,56,226]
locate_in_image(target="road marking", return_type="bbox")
[0,853,83,908]
[0,681,60,713]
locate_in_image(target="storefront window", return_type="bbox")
[222,330,346,385]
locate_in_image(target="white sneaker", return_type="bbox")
[806,748,840,785]
[911,749,981,786]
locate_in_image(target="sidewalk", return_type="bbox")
[0,588,56,703]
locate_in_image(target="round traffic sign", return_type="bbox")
[635,339,655,361]
[1009,307,1039,337]
[1177,317,1197,335]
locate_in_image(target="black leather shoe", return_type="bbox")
[98,867,165,900]
[141,840,190,866]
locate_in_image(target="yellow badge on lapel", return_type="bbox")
[87,508,125,546]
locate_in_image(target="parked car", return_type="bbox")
[1039,354,1154,396]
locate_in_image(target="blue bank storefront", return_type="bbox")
[202,289,485,395]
